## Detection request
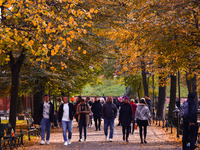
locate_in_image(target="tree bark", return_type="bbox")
[141,61,149,96]
[157,75,167,119]
[9,50,25,131]
[168,75,177,122]
[33,83,45,124]
[186,72,197,105]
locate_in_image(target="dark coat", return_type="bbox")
[91,100,102,118]
[184,99,197,124]
[39,101,54,123]
[102,102,117,119]
[58,103,76,122]
[119,103,133,127]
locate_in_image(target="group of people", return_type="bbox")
[39,94,152,146]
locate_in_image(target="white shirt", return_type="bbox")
[43,101,50,119]
[62,103,70,121]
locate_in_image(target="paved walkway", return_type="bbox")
[21,121,182,150]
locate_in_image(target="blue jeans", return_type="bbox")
[41,118,51,141]
[104,118,115,139]
[61,121,73,142]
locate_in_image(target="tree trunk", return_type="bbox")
[157,75,167,119]
[9,50,25,131]
[141,61,149,96]
[33,83,45,124]
[168,75,177,122]
[186,72,197,105]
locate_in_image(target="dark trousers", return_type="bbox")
[139,125,147,142]
[122,126,130,138]
[94,116,101,130]
[132,118,135,133]
[79,120,87,140]
[182,122,198,150]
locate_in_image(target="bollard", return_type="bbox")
[171,122,173,134]
[20,129,23,145]
[156,117,157,125]
[162,119,164,128]
[166,120,168,131]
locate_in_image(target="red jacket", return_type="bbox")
[130,102,137,117]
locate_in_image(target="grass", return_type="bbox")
[81,78,126,96]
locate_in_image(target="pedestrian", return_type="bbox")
[58,95,76,146]
[119,97,133,142]
[117,97,124,126]
[130,99,137,134]
[77,99,91,142]
[102,96,117,142]
[135,98,151,144]
[91,97,102,131]
[86,97,93,127]
[182,93,198,150]
[39,94,54,145]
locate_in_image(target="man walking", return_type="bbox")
[39,94,54,145]
[92,97,102,131]
[58,95,76,146]
[182,93,198,150]
[102,96,117,142]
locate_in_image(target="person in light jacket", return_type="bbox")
[135,98,151,144]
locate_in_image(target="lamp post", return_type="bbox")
[152,74,155,118]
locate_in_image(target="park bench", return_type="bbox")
[0,120,23,150]
[26,118,41,140]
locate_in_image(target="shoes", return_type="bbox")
[79,139,82,142]
[123,135,125,141]
[109,138,113,142]
[95,129,98,131]
[84,138,87,141]
[68,139,71,144]
[144,140,147,143]
[46,140,50,145]
[99,128,101,131]
[105,135,108,141]
[64,141,68,146]
[126,138,129,142]
[40,140,45,145]
[141,141,143,144]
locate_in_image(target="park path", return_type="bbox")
[20,121,182,150]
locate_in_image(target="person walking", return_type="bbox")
[76,99,91,142]
[135,98,151,144]
[182,93,198,150]
[86,97,93,127]
[58,95,76,146]
[102,96,117,142]
[91,97,102,131]
[145,94,152,125]
[130,99,137,134]
[39,94,54,145]
[119,97,133,142]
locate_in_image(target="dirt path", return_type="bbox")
[20,121,182,150]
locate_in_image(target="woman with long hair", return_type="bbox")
[135,98,151,144]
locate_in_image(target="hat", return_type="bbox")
[124,97,129,100]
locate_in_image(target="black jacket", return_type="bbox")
[102,102,117,119]
[39,101,54,123]
[91,101,102,118]
[58,103,76,122]
[184,99,197,124]
[119,103,133,126]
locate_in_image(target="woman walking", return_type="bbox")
[135,98,151,144]
[119,97,133,142]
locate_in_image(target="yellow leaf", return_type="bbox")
[78,47,81,50]
[62,40,67,47]
[83,50,87,54]
[90,8,94,13]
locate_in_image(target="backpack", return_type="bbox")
[179,101,189,118]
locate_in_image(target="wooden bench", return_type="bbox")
[0,123,23,150]
[26,118,41,140]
